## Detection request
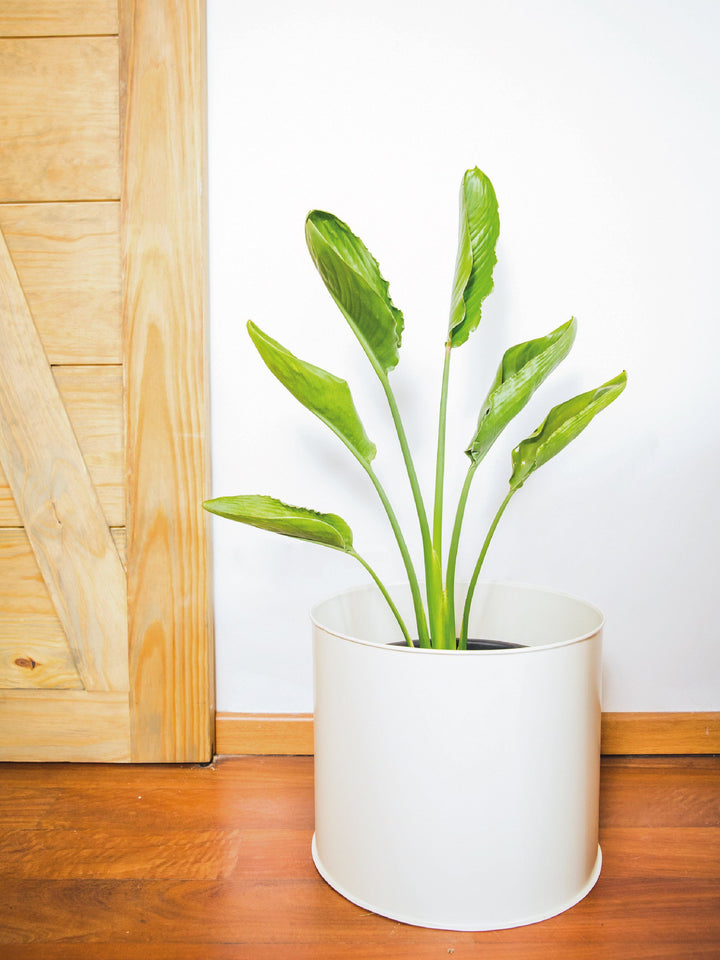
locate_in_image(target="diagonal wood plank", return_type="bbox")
[0,226,128,691]
[0,527,125,690]
[0,366,125,527]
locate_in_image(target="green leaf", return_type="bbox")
[305,210,404,373]
[448,168,500,347]
[510,371,628,489]
[202,495,354,551]
[248,321,376,464]
[466,318,577,464]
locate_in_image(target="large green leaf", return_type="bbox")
[248,321,376,463]
[510,371,627,489]
[448,168,500,348]
[203,495,354,551]
[305,210,404,373]
[466,318,577,464]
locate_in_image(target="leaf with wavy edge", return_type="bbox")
[466,318,577,464]
[510,371,627,489]
[305,210,404,373]
[448,168,500,347]
[248,321,376,463]
[203,495,354,551]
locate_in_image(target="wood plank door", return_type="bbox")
[0,0,214,762]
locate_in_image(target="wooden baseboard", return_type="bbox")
[216,713,314,756]
[601,712,719,755]
[215,711,720,757]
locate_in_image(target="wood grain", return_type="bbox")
[0,527,125,613]
[0,875,712,946]
[0,691,130,761]
[600,756,720,827]
[600,827,720,879]
[0,827,313,881]
[0,366,124,526]
[0,757,717,957]
[216,713,314,755]
[0,528,125,689]
[9,825,715,884]
[0,203,121,364]
[0,528,74,624]
[216,711,720,756]
[121,0,213,761]
[0,37,120,202]
[51,366,125,523]
[0,877,716,946]
[0,0,212,762]
[0,1,118,37]
[0,636,82,689]
[2,947,720,960]
[0,589,82,688]
[602,711,720,754]
[0,227,127,691]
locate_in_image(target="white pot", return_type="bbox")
[311,580,603,931]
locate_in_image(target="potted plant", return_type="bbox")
[204,167,626,930]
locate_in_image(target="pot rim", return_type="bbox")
[310,578,605,655]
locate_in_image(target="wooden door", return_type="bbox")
[0,0,213,762]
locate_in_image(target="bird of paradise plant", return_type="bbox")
[204,168,626,649]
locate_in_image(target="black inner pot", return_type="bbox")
[389,638,527,650]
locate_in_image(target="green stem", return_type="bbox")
[460,487,515,647]
[350,550,413,646]
[330,379,429,645]
[364,462,431,647]
[429,342,455,649]
[378,372,440,644]
[380,375,432,554]
[444,459,478,643]
[433,343,453,552]
[331,350,431,646]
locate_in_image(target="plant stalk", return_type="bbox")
[433,343,453,551]
[363,463,431,646]
[444,459,478,643]
[378,371,441,645]
[349,549,413,646]
[460,487,516,647]
[430,342,455,649]
[323,399,431,645]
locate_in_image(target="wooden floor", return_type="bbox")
[0,756,718,958]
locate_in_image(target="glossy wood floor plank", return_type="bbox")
[1,876,719,944]
[0,827,314,881]
[3,948,720,960]
[600,827,720,879]
[0,757,717,958]
[599,757,720,824]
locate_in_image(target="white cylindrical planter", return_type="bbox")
[311,581,603,931]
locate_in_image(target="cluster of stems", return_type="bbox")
[354,338,512,650]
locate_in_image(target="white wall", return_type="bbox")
[207,0,720,713]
